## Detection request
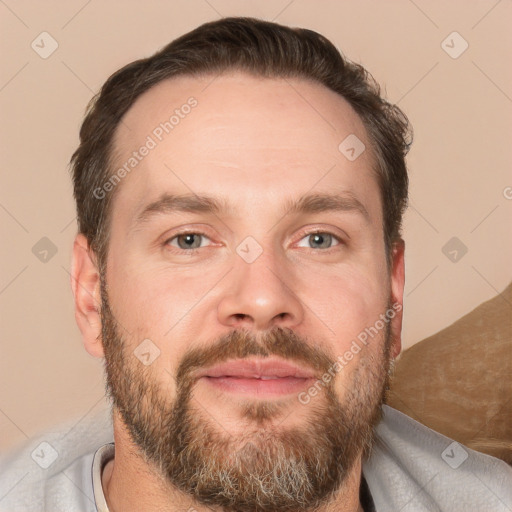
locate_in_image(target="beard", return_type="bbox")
[99,278,393,512]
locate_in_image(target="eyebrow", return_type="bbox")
[130,191,370,232]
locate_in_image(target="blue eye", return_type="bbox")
[163,230,343,254]
[166,233,212,251]
[297,232,342,250]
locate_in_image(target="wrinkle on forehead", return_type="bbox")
[113,71,371,164]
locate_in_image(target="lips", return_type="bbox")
[195,358,316,396]
[196,357,316,380]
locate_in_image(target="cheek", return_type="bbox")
[105,262,215,379]
[298,264,390,392]
[106,257,191,332]
[296,262,389,339]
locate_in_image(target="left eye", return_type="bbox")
[297,232,342,250]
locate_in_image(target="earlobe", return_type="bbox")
[389,239,405,359]
[71,234,104,358]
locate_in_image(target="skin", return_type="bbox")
[71,71,405,512]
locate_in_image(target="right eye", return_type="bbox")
[164,232,213,252]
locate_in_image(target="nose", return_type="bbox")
[216,249,304,331]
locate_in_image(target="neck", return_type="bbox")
[102,411,365,512]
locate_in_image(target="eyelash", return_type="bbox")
[163,229,344,254]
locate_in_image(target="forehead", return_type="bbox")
[109,71,379,224]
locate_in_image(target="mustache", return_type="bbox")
[175,327,336,385]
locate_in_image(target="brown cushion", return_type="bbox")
[387,282,512,464]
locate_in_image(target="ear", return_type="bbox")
[71,233,104,358]
[389,239,405,359]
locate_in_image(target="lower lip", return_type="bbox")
[201,376,314,396]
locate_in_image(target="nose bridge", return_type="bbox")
[243,242,288,300]
[216,236,304,331]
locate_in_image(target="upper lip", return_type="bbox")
[196,357,316,379]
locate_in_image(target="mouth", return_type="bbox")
[195,357,317,397]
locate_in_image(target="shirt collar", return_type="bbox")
[91,442,115,512]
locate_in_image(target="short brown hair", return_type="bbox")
[70,16,411,274]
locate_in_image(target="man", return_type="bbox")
[1,16,511,512]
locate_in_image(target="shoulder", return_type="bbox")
[0,407,113,512]
[363,405,512,512]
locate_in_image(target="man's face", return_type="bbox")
[97,72,403,511]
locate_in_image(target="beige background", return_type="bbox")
[1,0,511,453]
